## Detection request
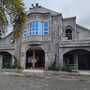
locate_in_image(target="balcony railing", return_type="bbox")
[22,36,50,42]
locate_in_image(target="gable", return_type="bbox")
[76,24,90,40]
[76,24,90,32]
[28,4,59,15]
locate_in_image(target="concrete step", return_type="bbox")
[23,69,44,77]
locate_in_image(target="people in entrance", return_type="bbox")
[32,57,37,68]
[28,57,33,68]
[28,56,37,68]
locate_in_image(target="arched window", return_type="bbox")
[65,26,72,40]
[23,21,49,37]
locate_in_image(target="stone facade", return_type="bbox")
[0,4,90,70]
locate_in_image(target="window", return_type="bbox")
[43,21,48,35]
[23,21,49,37]
[30,21,42,35]
[65,26,72,40]
[44,22,48,31]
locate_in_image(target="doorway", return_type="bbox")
[26,47,45,69]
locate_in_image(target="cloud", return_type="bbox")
[24,0,90,28]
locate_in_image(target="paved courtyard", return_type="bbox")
[0,72,90,90]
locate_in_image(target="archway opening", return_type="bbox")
[0,52,16,69]
[65,26,72,40]
[63,49,90,70]
[26,47,45,69]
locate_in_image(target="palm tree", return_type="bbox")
[0,0,27,68]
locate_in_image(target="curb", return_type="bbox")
[0,70,90,77]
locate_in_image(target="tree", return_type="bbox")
[0,0,27,68]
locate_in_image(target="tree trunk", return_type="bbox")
[15,36,22,69]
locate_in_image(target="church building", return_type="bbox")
[0,3,90,71]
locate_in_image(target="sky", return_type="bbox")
[23,0,90,29]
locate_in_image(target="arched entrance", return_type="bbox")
[26,47,45,69]
[0,52,16,69]
[63,49,90,70]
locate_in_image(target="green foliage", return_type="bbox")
[0,0,27,68]
[0,7,8,26]
[62,64,74,72]
[48,63,61,71]
[0,0,27,39]
[13,11,27,39]
[2,62,17,69]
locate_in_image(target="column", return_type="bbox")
[45,52,48,70]
[59,54,63,66]
[32,48,35,69]
[59,49,64,66]
[74,54,78,71]
[11,56,15,66]
[0,55,2,69]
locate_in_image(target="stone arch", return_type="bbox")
[62,48,90,55]
[63,49,90,70]
[25,44,46,53]
[0,51,17,69]
[0,50,13,55]
[25,45,45,69]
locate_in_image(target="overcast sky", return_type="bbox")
[24,0,90,29]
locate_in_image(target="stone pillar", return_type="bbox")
[45,51,49,70]
[74,54,78,71]
[11,55,15,66]
[0,55,2,69]
[55,43,59,67]
[59,54,63,66]
[59,49,64,66]
[32,48,35,69]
